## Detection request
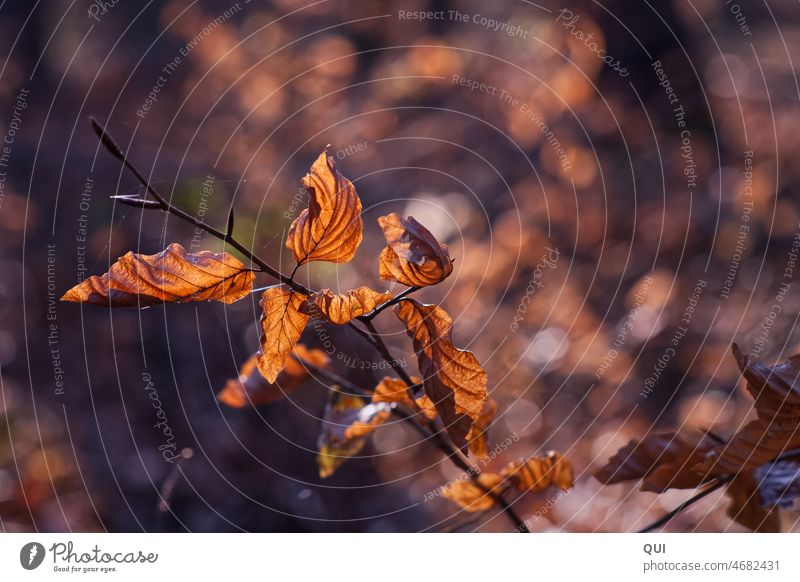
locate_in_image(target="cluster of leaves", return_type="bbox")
[62,148,574,526]
[595,344,800,532]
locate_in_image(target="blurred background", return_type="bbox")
[2,0,800,532]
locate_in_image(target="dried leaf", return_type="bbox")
[755,460,800,509]
[256,286,310,383]
[302,287,392,324]
[395,299,487,452]
[700,344,800,474]
[317,393,391,478]
[218,345,329,408]
[594,432,712,493]
[286,149,363,265]
[61,243,254,306]
[371,376,437,419]
[501,452,574,493]
[440,473,506,512]
[378,213,452,286]
[467,399,498,458]
[725,474,781,532]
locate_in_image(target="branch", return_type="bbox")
[91,118,310,296]
[361,286,420,320]
[293,354,530,533]
[637,478,728,533]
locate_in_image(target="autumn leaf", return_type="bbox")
[440,473,507,512]
[500,452,574,493]
[377,213,452,286]
[218,344,330,408]
[301,286,392,324]
[61,243,254,306]
[699,344,800,475]
[317,393,391,478]
[286,149,363,265]
[256,285,310,383]
[372,376,437,419]
[594,432,712,493]
[395,299,487,452]
[725,473,780,533]
[467,399,497,458]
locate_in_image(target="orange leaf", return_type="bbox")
[371,376,437,419]
[317,393,391,478]
[395,299,487,452]
[218,344,330,408]
[440,473,506,512]
[377,213,452,286]
[286,149,363,265]
[467,399,498,458]
[61,243,254,306]
[302,286,392,324]
[501,452,574,493]
[256,285,310,383]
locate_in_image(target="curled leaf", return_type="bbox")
[467,399,498,458]
[395,299,487,452]
[755,460,800,509]
[501,452,574,493]
[61,243,254,306]
[218,345,330,408]
[378,213,452,286]
[256,286,310,383]
[372,376,437,419]
[286,149,363,265]
[317,393,391,478]
[440,473,506,512]
[700,344,800,474]
[302,287,392,324]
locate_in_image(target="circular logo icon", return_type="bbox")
[20,542,46,570]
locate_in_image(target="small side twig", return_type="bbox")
[638,478,729,533]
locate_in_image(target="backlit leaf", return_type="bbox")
[440,473,506,512]
[61,243,254,306]
[218,344,330,408]
[395,299,487,452]
[317,393,391,478]
[467,399,498,458]
[378,213,452,286]
[372,375,437,419]
[256,285,310,383]
[302,286,392,324]
[286,149,363,265]
[501,452,574,493]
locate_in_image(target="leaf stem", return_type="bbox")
[362,286,420,320]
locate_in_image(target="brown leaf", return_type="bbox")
[594,432,713,493]
[725,474,781,532]
[317,393,391,478]
[61,243,254,306]
[501,452,574,493]
[286,149,363,265]
[467,399,498,458]
[301,287,392,324]
[440,473,506,512]
[377,213,452,286]
[256,286,310,383]
[371,376,437,419]
[395,299,488,452]
[218,344,330,408]
[700,344,800,474]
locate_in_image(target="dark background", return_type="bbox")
[2,0,800,532]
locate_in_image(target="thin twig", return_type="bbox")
[362,286,420,320]
[638,478,728,533]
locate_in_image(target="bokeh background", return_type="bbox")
[2,0,800,532]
